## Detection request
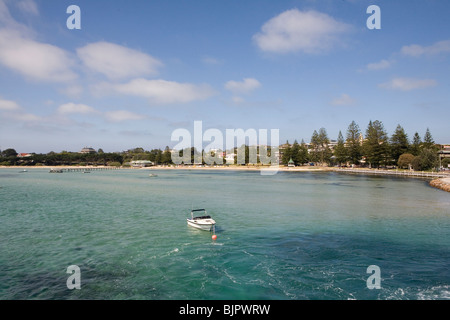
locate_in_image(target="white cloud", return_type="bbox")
[16,0,39,16]
[0,97,21,111]
[253,9,351,54]
[57,103,147,123]
[7,112,42,122]
[401,44,426,57]
[225,78,261,95]
[77,42,163,80]
[0,96,42,122]
[331,93,356,106]
[0,29,77,82]
[231,96,245,104]
[0,0,28,32]
[201,56,223,65]
[379,78,437,91]
[104,110,147,122]
[401,40,450,57]
[0,101,43,123]
[0,94,147,127]
[101,78,216,104]
[367,59,391,71]
[57,103,98,115]
[60,85,84,99]
[0,1,76,82]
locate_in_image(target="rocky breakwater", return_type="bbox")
[430,177,450,193]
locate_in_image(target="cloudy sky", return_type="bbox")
[0,0,449,153]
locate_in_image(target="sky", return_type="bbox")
[0,0,449,153]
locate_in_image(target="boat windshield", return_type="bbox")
[193,215,211,220]
[190,209,212,220]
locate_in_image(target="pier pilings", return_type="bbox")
[49,167,121,173]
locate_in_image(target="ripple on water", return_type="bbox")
[0,169,449,299]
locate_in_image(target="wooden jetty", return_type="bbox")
[49,167,121,173]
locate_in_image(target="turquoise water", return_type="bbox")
[1,168,449,300]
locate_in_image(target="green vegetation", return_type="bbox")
[398,153,415,169]
[0,146,173,167]
[442,158,450,168]
[345,121,362,165]
[390,124,410,163]
[363,120,389,168]
[333,131,348,166]
[281,121,444,172]
[0,121,446,172]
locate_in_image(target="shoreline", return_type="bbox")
[0,164,329,172]
[2,165,449,175]
[2,165,449,192]
[145,165,331,172]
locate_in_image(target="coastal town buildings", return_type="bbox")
[439,145,450,169]
[17,153,32,158]
[130,160,154,167]
[439,145,450,159]
[80,147,96,154]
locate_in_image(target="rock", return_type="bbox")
[430,178,450,193]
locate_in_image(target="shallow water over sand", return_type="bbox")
[1,168,449,299]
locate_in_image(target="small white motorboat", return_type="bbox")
[187,209,216,231]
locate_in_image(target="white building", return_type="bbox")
[80,147,96,154]
[225,153,235,165]
[130,160,154,167]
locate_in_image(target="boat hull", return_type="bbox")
[187,219,215,231]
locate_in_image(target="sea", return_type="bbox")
[0,168,449,300]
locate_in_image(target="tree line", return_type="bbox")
[0,147,173,167]
[1,120,446,170]
[282,120,446,171]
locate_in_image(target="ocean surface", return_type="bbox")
[1,168,449,300]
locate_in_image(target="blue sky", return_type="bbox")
[0,0,449,153]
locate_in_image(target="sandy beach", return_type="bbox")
[144,165,330,172]
[0,165,330,172]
